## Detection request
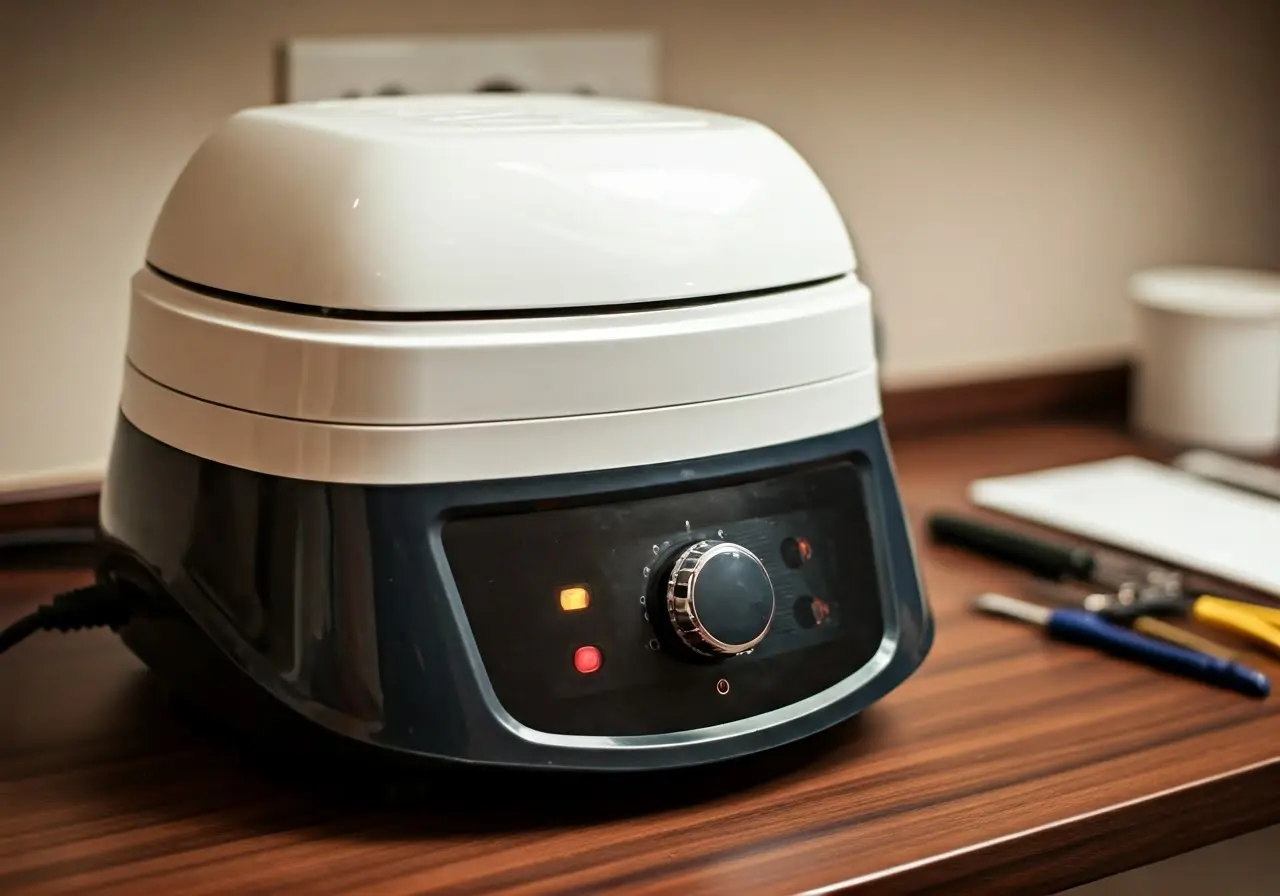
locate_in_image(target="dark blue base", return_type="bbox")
[98,414,933,773]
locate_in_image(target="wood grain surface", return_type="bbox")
[1,422,1277,895]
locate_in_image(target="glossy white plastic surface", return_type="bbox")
[146,95,854,312]
[127,268,873,425]
[122,94,887,483]
[120,364,883,484]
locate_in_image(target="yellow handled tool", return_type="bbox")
[1063,583,1280,659]
[1190,596,1280,657]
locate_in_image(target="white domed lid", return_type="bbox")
[146,94,855,313]
[1130,266,1280,319]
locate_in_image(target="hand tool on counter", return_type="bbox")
[1026,579,1242,662]
[1065,580,1280,659]
[973,593,1270,699]
[929,512,1280,658]
[928,512,1174,592]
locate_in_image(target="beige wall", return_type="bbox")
[2,0,1279,493]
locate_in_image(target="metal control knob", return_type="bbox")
[664,540,775,657]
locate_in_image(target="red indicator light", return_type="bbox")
[573,645,602,674]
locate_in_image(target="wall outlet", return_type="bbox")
[283,33,660,102]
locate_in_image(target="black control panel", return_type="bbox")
[442,458,887,737]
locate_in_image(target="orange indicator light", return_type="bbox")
[559,586,590,612]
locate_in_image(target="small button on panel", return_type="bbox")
[442,460,887,737]
[780,536,813,569]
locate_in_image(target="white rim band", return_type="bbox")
[120,365,882,485]
[126,268,874,426]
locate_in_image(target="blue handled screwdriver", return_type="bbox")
[974,593,1270,699]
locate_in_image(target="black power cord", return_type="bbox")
[0,582,130,654]
[0,525,126,654]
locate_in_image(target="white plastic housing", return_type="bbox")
[123,95,884,484]
[146,94,855,313]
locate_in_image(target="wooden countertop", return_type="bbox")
[1,422,1277,895]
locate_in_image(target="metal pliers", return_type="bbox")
[1078,580,1280,658]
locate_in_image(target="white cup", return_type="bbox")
[1130,267,1280,456]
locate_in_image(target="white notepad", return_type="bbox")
[969,456,1280,597]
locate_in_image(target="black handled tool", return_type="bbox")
[928,511,1187,595]
[927,513,1099,581]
